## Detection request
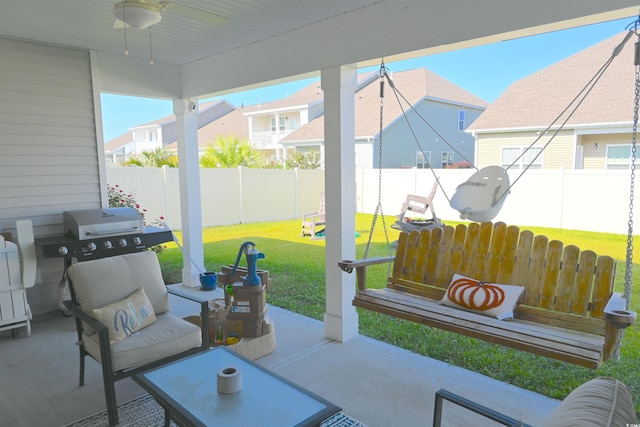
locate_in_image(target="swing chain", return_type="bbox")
[623,34,640,308]
[364,62,391,259]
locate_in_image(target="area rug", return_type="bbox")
[65,394,367,427]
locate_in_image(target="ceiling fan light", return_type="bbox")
[113,2,161,30]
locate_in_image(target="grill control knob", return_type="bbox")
[87,242,97,251]
[133,237,142,245]
[57,246,69,255]
[119,239,127,247]
[103,241,113,249]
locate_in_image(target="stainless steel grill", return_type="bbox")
[63,207,144,240]
[36,208,173,262]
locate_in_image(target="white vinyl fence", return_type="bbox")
[107,167,636,235]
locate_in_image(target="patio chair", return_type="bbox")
[301,192,326,239]
[64,250,208,427]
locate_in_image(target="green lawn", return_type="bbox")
[157,214,639,416]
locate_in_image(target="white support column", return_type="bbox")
[322,65,358,342]
[174,99,204,287]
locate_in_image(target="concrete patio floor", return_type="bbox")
[0,287,561,426]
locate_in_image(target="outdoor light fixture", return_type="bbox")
[113,2,162,30]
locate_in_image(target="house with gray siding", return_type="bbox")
[282,68,488,169]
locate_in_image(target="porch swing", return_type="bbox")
[339,27,638,368]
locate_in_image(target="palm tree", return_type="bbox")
[200,135,263,168]
[123,147,178,167]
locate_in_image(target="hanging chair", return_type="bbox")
[449,166,510,222]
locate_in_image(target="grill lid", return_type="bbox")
[63,207,144,240]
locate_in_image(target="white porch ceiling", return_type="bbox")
[1,1,638,99]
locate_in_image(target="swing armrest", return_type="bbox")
[338,256,395,291]
[604,292,636,329]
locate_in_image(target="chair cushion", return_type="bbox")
[92,288,157,343]
[83,313,202,371]
[541,377,638,427]
[440,274,525,320]
[68,251,170,334]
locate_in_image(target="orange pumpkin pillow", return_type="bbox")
[440,274,525,320]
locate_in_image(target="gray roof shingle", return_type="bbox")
[468,31,635,132]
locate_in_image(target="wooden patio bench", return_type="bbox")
[339,221,636,369]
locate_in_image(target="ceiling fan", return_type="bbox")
[112,0,230,30]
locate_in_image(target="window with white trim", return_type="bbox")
[606,144,632,170]
[416,151,431,169]
[441,151,454,168]
[501,147,543,170]
[458,110,465,131]
[271,117,287,132]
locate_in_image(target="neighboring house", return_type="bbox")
[282,68,488,169]
[468,32,635,170]
[104,100,235,164]
[106,68,487,168]
[165,82,325,163]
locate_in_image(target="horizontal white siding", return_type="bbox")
[0,38,99,315]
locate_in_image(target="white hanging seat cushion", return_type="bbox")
[82,313,201,371]
[450,166,510,223]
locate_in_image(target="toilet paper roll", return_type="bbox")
[217,366,242,394]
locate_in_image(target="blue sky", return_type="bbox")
[101,16,636,142]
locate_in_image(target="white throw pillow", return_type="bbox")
[440,274,524,320]
[92,287,157,343]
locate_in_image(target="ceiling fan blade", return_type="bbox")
[159,2,229,26]
[112,18,128,29]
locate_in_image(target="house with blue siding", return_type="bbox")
[281,68,488,168]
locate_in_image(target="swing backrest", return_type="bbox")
[388,222,616,334]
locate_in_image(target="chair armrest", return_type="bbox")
[167,288,210,348]
[433,389,530,427]
[63,299,108,332]
[63,299,113,370]
[604,292,636,329]
[338,256,395,291]
[302,211,325,222]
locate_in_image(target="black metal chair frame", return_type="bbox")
[64,280,209,427]
[433,389,532,427]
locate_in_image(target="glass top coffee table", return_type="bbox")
[133,347,341,427]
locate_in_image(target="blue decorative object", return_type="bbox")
[199,272,218,291]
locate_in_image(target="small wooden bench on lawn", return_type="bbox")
[339,221,636,369]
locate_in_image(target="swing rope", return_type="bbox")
[363,62,392,259]
[375,29,635,213]
[501,30,635,206]
[382,70,476,205]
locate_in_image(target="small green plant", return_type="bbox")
[285,151,322,169]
